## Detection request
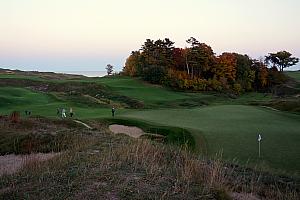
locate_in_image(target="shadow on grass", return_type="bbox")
[101,118,196,150]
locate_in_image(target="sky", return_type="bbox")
[0,0,299,72]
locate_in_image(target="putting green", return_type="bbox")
[121,105,300,174]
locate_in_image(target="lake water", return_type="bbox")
[58,71,107,77]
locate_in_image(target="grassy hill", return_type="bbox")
[0,117,299,199]
[0,71,299,176]
[286,71,300,82]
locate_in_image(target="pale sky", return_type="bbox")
[0,0,299,71]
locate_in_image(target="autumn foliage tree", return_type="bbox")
[123,38,297,93]
[124,51,142,76]
[186,37,216,79]
[215,53,237,83]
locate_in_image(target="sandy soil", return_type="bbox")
[73,120,93,129]
[0,153,60,176]
[109,124,145,138]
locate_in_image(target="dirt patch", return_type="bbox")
[0,153,60,176]
[73,120,93,129]
[109,124,145,138]
[261,106,280,111]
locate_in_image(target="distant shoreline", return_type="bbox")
[57,71,107,77]
[0,68,107,77]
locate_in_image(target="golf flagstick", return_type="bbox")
[258,134,262,158]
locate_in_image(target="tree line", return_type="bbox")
[123,37,299,94]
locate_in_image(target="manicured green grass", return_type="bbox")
[94,76,273,108]
[286,71,300,81]
[1,76,299,175]
[0,87,113,119]
[96,77,194,105]
[285,71,300,89]
[0,87,60,112]
[0,74,44,81]
[120,105,300,174]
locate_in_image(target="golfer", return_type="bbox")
[62,108,66,118]
[70,108,74,117]
[112,107,115,117]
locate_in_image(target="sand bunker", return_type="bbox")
[109,124,145,138]
[0,153,60,176]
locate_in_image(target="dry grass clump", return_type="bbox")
[1,131,299,199]
[98,139,299,200]
[0,117,89,155]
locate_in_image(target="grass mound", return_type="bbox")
[264,99,300,113]
[1,134,299,199]
[0,78,144,109]
[0,117,87,155]
[286,71,300,82]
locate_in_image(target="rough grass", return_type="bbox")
[264,99,300,113]
[1,132,298,200]
[0,117,90,155]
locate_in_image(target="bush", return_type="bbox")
[9,111,20,123]
[269,70,289,85]
[233,83,242,95]
[207,79,223,91]
[142,65,167,84]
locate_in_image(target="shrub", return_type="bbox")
[233,83,242,95]
[142,65,167,84]
[9,111,20,123]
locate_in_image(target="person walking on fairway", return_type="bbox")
[112,107,115,117]
[69,108,74,118]
[61,108,66,118]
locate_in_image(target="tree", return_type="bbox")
[172,48,186,71]
[141,38,174,67]
[186,37,215,79]
[265,51,299,72]
[122,37,289,92]
[124,51,143,76]
[234,53,255,91]
[142,65,166,84]
[106,64,114,75]
[215,53,237,83]
[252,59,269,90]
